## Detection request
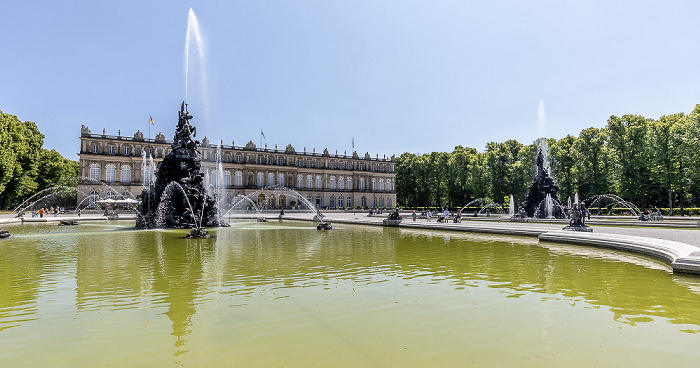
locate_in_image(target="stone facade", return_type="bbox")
[78,126,397,210]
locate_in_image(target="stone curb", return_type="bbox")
[539,231,700,275]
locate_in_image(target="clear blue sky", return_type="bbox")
[2,0,699,160]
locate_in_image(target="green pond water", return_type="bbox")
[1,220,700,367]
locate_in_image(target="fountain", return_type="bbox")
[509,195,515,216]
[519,148,564,218]
[136,102,227,237]
[563,197,592,232]
[587,194,642,217]
[221,194,267,222]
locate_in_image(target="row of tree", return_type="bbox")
[0,111,79,210]
[395,104,700,214]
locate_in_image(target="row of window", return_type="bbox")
[251,195,392,209]
[90,164,132,183]
[92,144,154,157]
[88,164,393,191]
[90,143,392,173]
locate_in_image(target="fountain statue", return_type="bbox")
[563,202,592,232]
[136,102,227,236]
[519,149,563,218]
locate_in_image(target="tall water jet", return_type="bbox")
[215,141,225,217]
[185,7,208,133]
[536,100,551,175]
[545,194,554,219]
[509,195,515,216]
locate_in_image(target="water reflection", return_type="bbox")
[2,220,700,364]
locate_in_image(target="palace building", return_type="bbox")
[77,125,397,210]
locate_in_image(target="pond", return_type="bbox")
[1,220,699,367]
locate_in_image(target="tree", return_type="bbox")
[0,111,78,210]
[0,112,44,209]
[550,135,578,201]
[36,149,80,190]
[606,114,653,209]
[573,127,609,201]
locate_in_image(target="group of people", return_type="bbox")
[31,206,62,218]
[411,209,462,223]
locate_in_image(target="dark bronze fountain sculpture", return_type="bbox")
[518,149,563,218]
[137,102,227,237]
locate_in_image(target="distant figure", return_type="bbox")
[412,211,417,222]
[427,211,432,222]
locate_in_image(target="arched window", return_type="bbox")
[329,176,336,190]
[224,171,231,186]
[387,198,392,207]
[316,161,321,168]
[258,156,264,164]
[120,166,131,183]
[361,196,366,207]
[306,175,313,189]
[338,196,344,208]
[359,178,365,191]
[330,196,336,208]
[315,176,322,189]
[89,191,99,207]
[378,179,384,191]
[338,176,344,190]
[371,178,376,191]
[330,161,335,169]
[208,171,217,187]
[278,173,284,187]
[297,175,303,189]
[268,157,274,165]
[373,197,377,207]
[89,164,101,182]
[347,177,352,190]
[379,197,384,207]
[105,165,116,183]
[347,197,352,208]
[234,171,243,187]
[257,172,265,187]
[268,173,275,187]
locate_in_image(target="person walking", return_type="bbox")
[412,211,416,222]
[443,208,450,222]
[426,210,432,222]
